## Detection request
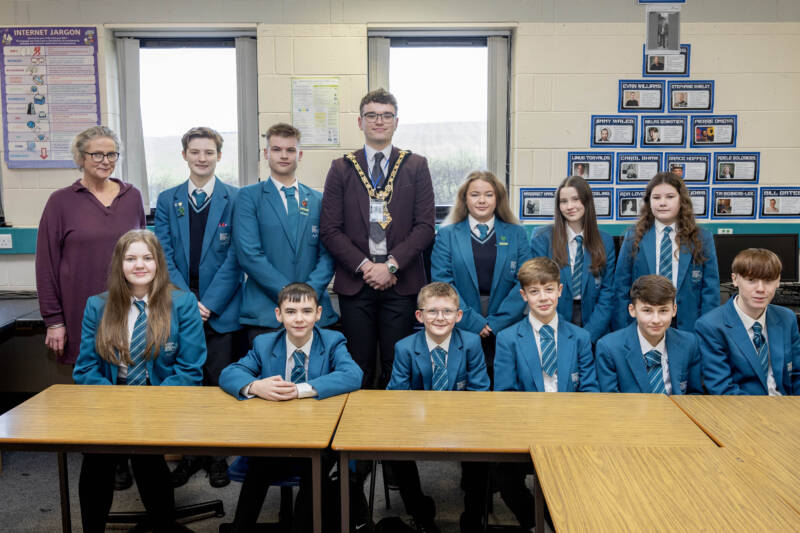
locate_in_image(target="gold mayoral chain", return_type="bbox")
[346,150,409,229]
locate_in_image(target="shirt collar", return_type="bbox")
[566,225,584,242]
[130,294,149,306]
[188,176,216,198]
[654,219,677,236]
[528,312,558,335]
[468,214,495,234]
[425,332,452,354]
[286,332,314,361]
[733,295,767,332]
[267,176,299,191]
[637,325,667,357]
[364,144,392,167]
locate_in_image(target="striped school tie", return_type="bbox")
[659,227,673,283]
[192,189,208,209]
[752,322,770,380]
[431,347,448,391]
[290,349,307,384]
[572,235,583,296]
[127,300,148,386]
[643,349,666,394]
[540,325,557,376]
[477,224,489,240]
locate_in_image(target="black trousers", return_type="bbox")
[204,325,247,386]
[339,285,417,389]
[496,461,553,529]
[79,453,173,533]
[481,333,496,388]
[386,460,487,529]
[230,456,312,533]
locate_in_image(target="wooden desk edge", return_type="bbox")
[668,395,725,447]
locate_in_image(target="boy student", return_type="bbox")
[219,282,363,532]
[493,257,597,530]
[154,126,244,488]
[596,275,703,395]
[385,282,490,533]
[697,248,800,396]
[233,123,337,344]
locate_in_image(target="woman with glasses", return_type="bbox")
[431,170,531,384]
[36,126,145,364]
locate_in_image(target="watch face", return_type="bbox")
[387,263,397,274]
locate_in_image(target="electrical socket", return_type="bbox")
[0,234,11,249]
[717,228,733,234]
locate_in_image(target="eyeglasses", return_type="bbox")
[419,308,457,319]
[83,151,120,163]
[362,112,396,123]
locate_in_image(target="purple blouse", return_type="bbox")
[35,178,146,364]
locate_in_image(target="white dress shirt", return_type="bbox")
[424,332,452,369]
[636,326,672,394]
[119,295,150,380]
[267,176,299,214]
[468,214,495,239]
[655,220,678,287]
[528,312,559,392]
[567,226,584,300]
[188,177,216,208]
[733,296,780,396]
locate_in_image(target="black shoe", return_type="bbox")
[114,460,133,491]
[170,457,204,488]
[208,457,231,488]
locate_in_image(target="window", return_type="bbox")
[139,43,238,207]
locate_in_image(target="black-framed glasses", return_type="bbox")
[362,112,396,123]
[419,308,457,319]
[83,151,120,163]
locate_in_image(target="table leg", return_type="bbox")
[534,473,544,533]
[312,452,322,533]
[340,452,350,533]
[57,452,71,533]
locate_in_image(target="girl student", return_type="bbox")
[431,170,532,381]
[613,171,719,332]
[530,175,616,343]
[73,229,206,533]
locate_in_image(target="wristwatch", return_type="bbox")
[386,261,398,274]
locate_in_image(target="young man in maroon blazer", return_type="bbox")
[321,88,435,391]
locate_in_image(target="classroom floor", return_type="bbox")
[0,452,540,532]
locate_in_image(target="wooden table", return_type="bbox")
[530,444,800,532]
[672,395,800,504]
[332,390,715,532]
[0,384,347,533]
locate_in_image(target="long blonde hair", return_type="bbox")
[443,170,518,226]
[95,230,174,364]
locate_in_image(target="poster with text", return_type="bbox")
[616,152,663,184]
[567,152,613,183]
[291,77,340,146]
[590,115,637,148]
[688,187,710,218]
[617,188,646,220]
[759,188,800,218]
[713,152,759,184]
[592,188,614,220]
[690,115,737,148]
[711,188,756,220]
[643,44,690,77]
[618,80,665,112]
[668,80,713,113]
[519,188,556,221]
[0,26,100,168]
[641,115,687,148]
[664,152,710,183]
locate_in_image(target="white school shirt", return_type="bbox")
[188,177,216,208]
[267,176,299,213]
[733,296,780,396]
[528,313,559,392]
[636,326,672,395]
[468,214,495,238]
[654,220,678,287]
[424,332,452,369]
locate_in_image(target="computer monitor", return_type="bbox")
[713,233,799,283]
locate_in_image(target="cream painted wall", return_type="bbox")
[1,7,799,289]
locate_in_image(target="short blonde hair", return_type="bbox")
[417,282,459,309]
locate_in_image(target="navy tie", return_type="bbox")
[752,322,770,381]
[127,300,148,386]
[369,153,386,244]
[659,226,673,284]
[431,347,448,391]
[290,349,307,384]
[192,189,208,209]
[572,235,584,296]
[540,325,557,376]
[643,349,666,394]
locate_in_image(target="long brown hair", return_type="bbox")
[95,230,174,364]
[630,172,706,264]
[443,170,518,226]
[551,176,606,276]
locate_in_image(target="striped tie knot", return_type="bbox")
[192,189,208,208]
[539,324,557,376]
[643,349,666,394]
[572,235,584,295]
[643,349,662,369]
[291,349,307,384]
[431,346,448,391]
[127,300,148,386]
[752,322,770,378]
[659,226,673,282]
[477,224,489,240]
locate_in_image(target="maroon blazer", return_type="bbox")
[320,147,435,296]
